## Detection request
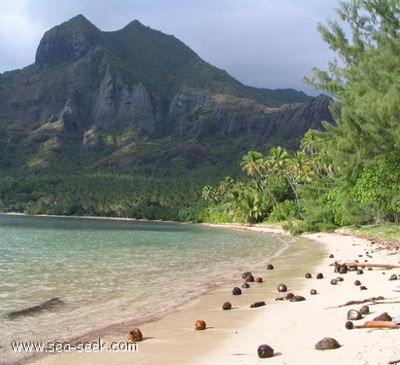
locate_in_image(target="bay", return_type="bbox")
[0,214,286,364]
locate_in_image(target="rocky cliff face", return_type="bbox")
[35,15,102,71]
[175,93,333,142]
[0,15,332,174]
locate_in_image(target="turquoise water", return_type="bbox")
[0,214,286,363]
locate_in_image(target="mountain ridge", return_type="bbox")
[0,15,333,218]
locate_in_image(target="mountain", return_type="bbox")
[0,15,333,218]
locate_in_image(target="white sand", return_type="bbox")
[196,232,400,365]
[29,229,400,365]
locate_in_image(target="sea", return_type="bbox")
[0,214,288,364]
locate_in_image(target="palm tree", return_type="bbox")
[266,146,289,171]
[291,151,313,183]
[202,185,218,203]
[233,189,263,223]
[300,129,319,155]
[300,129,337,178]
[241,151,278,206]
[285,151,313,212]
[240,151,265,177]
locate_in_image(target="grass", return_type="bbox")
[259,220,400,248]
[336,223,400,247]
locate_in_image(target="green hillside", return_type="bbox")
[0,15,330,221]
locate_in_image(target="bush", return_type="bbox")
[268,200,298,222]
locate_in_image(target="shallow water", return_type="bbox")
[0,214,287,364]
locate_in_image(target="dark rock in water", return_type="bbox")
[257,344,274,358]
[289,295,306,302]
[345,321,354,329]
[285,293,294,300]
[250,301,266,308]
[360,285,367,290]
[347,309,362,320]
[242,282,250,289]
[310,289,317,295]
[359,305,370,315]
[232,287,242,295]
[389,273,398,281]
[357,269,364,275]
[316,273,324,279]
[266,264,274,270]
[315,337,341,350]
[354,280,361,286]
[338,265,348,274]
[7,298,65,320]
[305,273,312,279]
[373,312,392,321]
[255,277,263,283]
[336,276,344,282]
[222,301,232,310]
[277,283,287,292]
[330,279,337,285]
[329,254,334,258]
[242,271,252,279]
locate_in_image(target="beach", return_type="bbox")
[27,227,400,365]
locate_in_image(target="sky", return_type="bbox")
[0,0,341,95]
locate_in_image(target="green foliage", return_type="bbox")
[295,177,337,232]
[0,173,207,221]
[198,0,400,231]
[297,0,400,230]
[344,223,400,244]
[202,209,232,224]
[178,200,208,223]
[351,151,400,222]
[268,200,299,222]
[200,146,314,224]
[229,188,266,224]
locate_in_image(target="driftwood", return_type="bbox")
[332,261,400,271]
[338,296,385,307]
[353,320,398,329]
[7,297,65,320]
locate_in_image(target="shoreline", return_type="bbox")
[28,226,326,365]
[5,218,400,364]
[198,230,400,364]
[2,217,290,365]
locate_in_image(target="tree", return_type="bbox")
[301,0,400,227]
[241,150,278,206]
[240,151,265,177]
[300,129,335,177]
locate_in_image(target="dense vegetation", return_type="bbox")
[0,172,205,221]
[200,0,400,232]
[2,0,398,231]
[0,14,315,221]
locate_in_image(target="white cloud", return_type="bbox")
[0,0,45,70]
